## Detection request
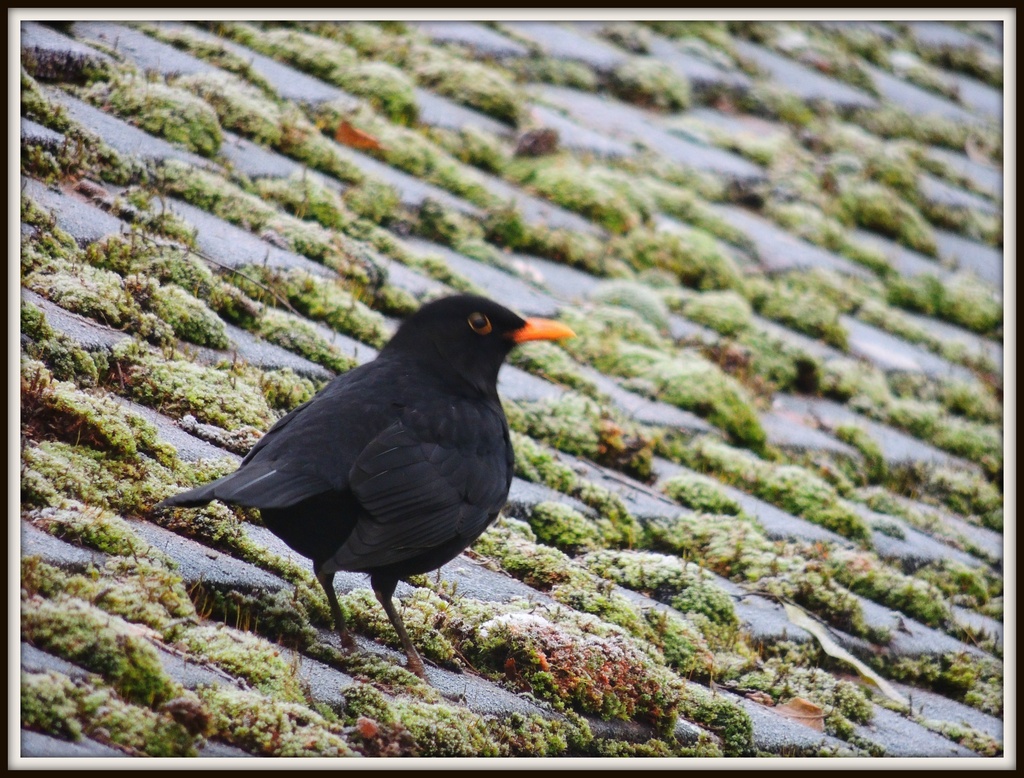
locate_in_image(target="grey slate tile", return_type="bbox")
[646,35,753,94]
[499,252,603,302]
[847,502,985,571]
[20,729,128,758]
[536,85,767,187]
[414,87,514,136]
[127,519,291,592]
[853,704,977,757]
[816,20,899,43]
[576,364,715,433]
[20,117,66,149]
[893,680,1002,742]
[21,520,110,571]
[650,456,854,548]
[773,395,982,472]
[506,477,594,521]
[950,607,1003,648]
[400,237,563,317]
[22,176,127,246]
[501,21,629,74]
[862,62,980,124]
[896,308,1003,373]
[655,214,760,273]
[21,289,129,352]
[840,315,978,381]
[737,695,854,755]
[72,21,214,77]
[752,315,846,364]
[327,144,484,218]
[21,21,115,81]
[529,103,636,159]
[167,198,335,277]
[732,590,815,645]
[154,22,359,109]
[708,203,875,280]
[218,131,313,180]
[673,107,789,149]
[733,38,879,111]
[22,643,95,680]
[759,409,860,458]
[377,249,451,301]
[412,21,530,60]
[667,315,722,347]
[919,173,1001,216]
[851,227,951,281]
[44,87,215,168]
[933,229,1003,289]
[925,145,1003,200]
[468,164,608,236]
[499,365,568,404]
[906,21,1002,63]
[216,322,335,380]
[111,397,243,464]
[893,497,1003,564]
[853,594,994,661]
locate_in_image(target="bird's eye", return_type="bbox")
[467,312,492,335]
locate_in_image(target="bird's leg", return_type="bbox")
[316,567,356,650]
[372,576,427,680]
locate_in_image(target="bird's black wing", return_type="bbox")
[240,395,316,466]
[325,404,512,573]
[159,364,383,510]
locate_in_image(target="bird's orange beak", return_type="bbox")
[508,318,576,343]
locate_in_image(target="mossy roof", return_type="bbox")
[17,14,1007,762]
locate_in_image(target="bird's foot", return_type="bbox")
[337,627,357,652]
[405,651,427,680]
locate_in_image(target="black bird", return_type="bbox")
[158,295,574,678]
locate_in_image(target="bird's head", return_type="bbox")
[382,294,575,396]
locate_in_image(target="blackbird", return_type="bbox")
[157,294,574,678]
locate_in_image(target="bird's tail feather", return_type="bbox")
[156,463,332,511]
[155,476,230,509]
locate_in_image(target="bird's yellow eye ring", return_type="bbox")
[467,312,492,335]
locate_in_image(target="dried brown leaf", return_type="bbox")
[335,121,384,151]
[774,696,825,732]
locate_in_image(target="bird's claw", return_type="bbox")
[337,629,357,652]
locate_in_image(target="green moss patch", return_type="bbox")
[235,266,389,348]
[662,470,743,515]
[507,392,653,483]
[400,41,525,125]
[583,549,738,628]
[22,671,202,756]
[111,341,276,430]
[22,593,178,707]
[473,609,684,733]
[506,157,649,235]
[82,77,223,157]
[199,685,356,756]
[21,359,164,460]
[838,181,937,256]
[886,272,1002,337]
[27,551,193,630]
[615,228,745,292]
[737,653,873,739]
[746,277,848,349]
[590,279,672,331]
[682,290,752,337]
[561,308,765,448]
[610,58,691,111]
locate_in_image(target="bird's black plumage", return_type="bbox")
[158,294,574,678]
